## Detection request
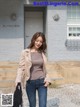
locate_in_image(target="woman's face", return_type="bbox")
[34,36,43,50]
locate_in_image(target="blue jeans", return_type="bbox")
[26,78,47,107]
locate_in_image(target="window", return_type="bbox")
[67,26,80,39]
[67,5,80,39]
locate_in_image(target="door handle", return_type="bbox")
[26,35,29,37]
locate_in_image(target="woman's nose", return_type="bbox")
[37,42,40,44]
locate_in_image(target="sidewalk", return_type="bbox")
[0,84,80,107]
[23,84,80,107]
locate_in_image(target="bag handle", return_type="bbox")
[16,82,22,91]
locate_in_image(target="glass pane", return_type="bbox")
[72,6,76,10]
[76,19,80,24]
[76,12,80,18]
[71,12,76,18]
[77,27,80,32]
[77,6,80,10]
[76,9,80,12]
[69,27,73,31]
[67,12,71,18]
[73,27,76,31]
[77,33,80,36]
[69,33,73,36]
[68,19,77,24]
[67,6,71,10]
[73,33,76,36]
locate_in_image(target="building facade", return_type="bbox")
[0,0,80,62]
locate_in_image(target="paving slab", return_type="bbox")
[0,84,80,107]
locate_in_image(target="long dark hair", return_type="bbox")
[28,32,47,53]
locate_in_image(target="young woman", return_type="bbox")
[15,32,51,107]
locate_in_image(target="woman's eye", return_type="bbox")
[36,40,43,44]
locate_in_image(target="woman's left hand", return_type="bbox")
[44,81,50,87]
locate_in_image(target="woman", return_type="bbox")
[15,32,51,107]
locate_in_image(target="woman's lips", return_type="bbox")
[36,45,40,48]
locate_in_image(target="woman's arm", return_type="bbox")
[42,53,51,86]
[15,50,25,85]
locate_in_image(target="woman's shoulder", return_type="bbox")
[42,52,47,61]
[42,52,46,56]
[21,48,30,54]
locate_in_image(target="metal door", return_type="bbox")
[24,11,43,48]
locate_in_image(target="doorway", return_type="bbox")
[24,7,46,48]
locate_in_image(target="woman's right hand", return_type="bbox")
[15,82,21,87]
[15,82,18,88]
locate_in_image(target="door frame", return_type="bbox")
[24,6,47,49]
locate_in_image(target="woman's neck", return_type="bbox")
[30,47,39,52]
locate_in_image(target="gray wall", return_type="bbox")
[47,6,80,61]
[0,0,80,62]
[0,0,24,61]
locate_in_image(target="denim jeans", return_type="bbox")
[26,78,47,107]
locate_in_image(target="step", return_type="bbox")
[0,80,15,88]
[0,71,16,81]
[0,62,18,71]
[0,61,18,65]
[0,61,80,88]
